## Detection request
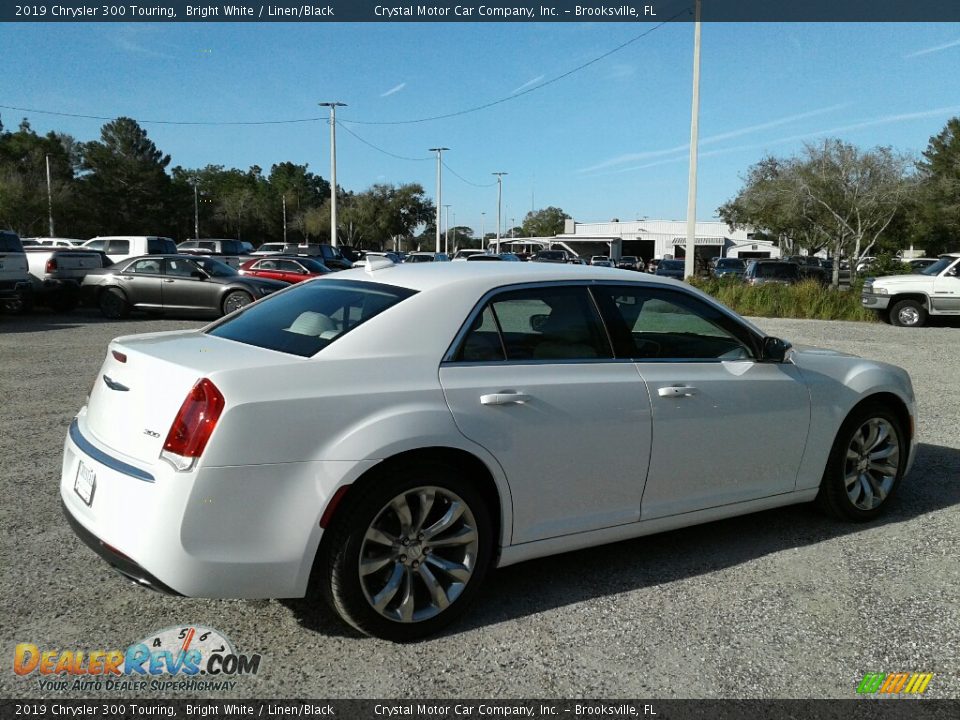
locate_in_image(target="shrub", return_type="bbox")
[688,278,877,322]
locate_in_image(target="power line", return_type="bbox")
[337,122,431,162]
[0,104,324,126]
[443,161,497,188]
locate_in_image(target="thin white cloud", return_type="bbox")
[577,104,849,173]
[904,38,960,59]
[114,35,177,60]
[380,83,406,98]
[585,104,960,178]
[511,75,545,94]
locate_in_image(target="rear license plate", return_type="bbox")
[74,461,96,506]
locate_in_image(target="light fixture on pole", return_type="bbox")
[428,147,449,254]
[492,172,507,254]
[45,154,55,237]
[320,101,347,247]
[683,0,702,279]
[443,205,451,254]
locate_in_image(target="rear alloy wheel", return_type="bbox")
[221,290,254,316]
[321,465,493,641]
[817,403,905,521]
[99,287,129,319]
[889,299,927,327]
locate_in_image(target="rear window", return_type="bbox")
[207,279,417,357]
[148,238,178,254]
[0,232,24,252]
[755,263,799,278]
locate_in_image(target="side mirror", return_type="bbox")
[530,314,548,332]
[761,336,792,363]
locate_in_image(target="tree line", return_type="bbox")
[719,117,960,285]
[0,115,572,250]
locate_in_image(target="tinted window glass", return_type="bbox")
[277,260,302,272]
[754,263,798,279]
[480,286,612,361]
[84,240,106,251]
[127,259,162,274]
[208,279,417,357]
[148,238,178,254]
[165,258,200,278]
[106,240,130,254]
[298,258,328,273]
[220,240,242,254]
[596,286,754,361]
[0,232,24,252]
[192,257,237,277]
[456,305,506,362]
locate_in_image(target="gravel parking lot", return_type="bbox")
[1,309,957,699]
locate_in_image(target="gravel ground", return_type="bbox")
[1,308,957,700]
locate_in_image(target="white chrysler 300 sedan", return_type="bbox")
[61,262,917,640]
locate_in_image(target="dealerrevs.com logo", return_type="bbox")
[14,625,262,693]
[857,672,934,695]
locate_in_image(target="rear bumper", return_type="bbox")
[0,279,30,299]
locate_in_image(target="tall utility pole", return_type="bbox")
[282,194,288,245]
[683,0,702,279]
[429,147,449,253]
[191,177,200,239]
[492,172,507,253]
[443,205,451,254]
[480,212,485,249]
[45,154,55,237]
[320,102,346,247]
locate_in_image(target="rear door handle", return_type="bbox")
[480,392,531,406]
[658,385,698,398]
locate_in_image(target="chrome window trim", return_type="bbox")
[69,418,155,483]
[442,279,764,366]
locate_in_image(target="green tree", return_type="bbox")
[909,117,960,255]
[340,183,434,249]
[521,206,570,237]
[79,117,172,235]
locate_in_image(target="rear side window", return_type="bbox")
[0,232,24,252]
[148,238,178,254]
[106,239,130,254]
[208,279,417,357]
[220,240,242,254]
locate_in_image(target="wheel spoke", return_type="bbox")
[417,564,451,611]
[391,494,414,535]
[861,421,880,454]
[425,554,471,582]
[869,444,898,462]
[365,526,398,548]
[859,474,875,509]
[423,501,465,540]
[398,569,416,622]
[360,554,395,577]
[844,471,860,490]
[412,488,436,534]
[371,563,404,611]
[867,424,889,452]
[427,525,477,548]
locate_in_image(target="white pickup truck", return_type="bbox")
[24,247,111,311]
[861,253,960,327]
[0,230,32,312]
[82,236,178,264]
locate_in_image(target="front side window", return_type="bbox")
[455,286,612,362]
[594,286,754,361]
[208,279,417,357]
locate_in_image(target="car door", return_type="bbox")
[594,285,811,520]
[439,284,652,544]
[931,259,960,312]
[162,257,219,312]
[116,257,163,308]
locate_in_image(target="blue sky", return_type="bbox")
[5,20,960,235]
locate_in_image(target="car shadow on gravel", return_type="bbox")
[0,308,204,333]
[284,442,960,639]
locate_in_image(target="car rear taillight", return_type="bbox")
[45,257,57,273]
[160,378,225,472]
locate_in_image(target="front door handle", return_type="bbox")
[658,385,698,398]
[480,392,531,406]
[163,279,175,283]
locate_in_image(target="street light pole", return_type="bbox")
[492,172,507,254]
[683,0,702,279]
[192,178,200,239]
[320,102,347,247]
[45,154,55,237]
[282,194,288,245]
[429,147,449,254]
[480,212,485,249]
[443,205,451,254]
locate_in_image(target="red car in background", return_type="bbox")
[238,256,332,284]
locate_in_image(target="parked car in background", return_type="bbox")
[655,259,686,280]
[744,260,801,286]
[452,249,488,261]
[24,237,86,248]
[353,252,403,268]
[590,255,614,267]
[530,250,570,264]
[24,247,112,311]
[296,244,354,271]
[861,253,960,327]
[617,256,642,271]
[61,262,916,642]
[83,236,178,264]
[250,242,286,256]
[405,252,450,263]
[239,256,332,284]
[785,256,830,284]
[0,230,32,313]
[20,238,42,247]
[239,241,255,255]
[904,258,938,273]
[712,258,747,280]
[856,256,876,274]
[466,252,522,262]
[176,239,246,268]
[647,258,662,273]
[82,255,286,319]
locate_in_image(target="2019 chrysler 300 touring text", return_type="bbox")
[61,262,917,641]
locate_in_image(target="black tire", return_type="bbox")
[889,299,927,327]
[99,287,130,319]
[319,463,493,642]
[4,288,34,315]
[816,402,906,522]
[221,290,254,316]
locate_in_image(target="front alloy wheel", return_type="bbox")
[321,466,492,641]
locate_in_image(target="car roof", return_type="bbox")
[331,259,680,294]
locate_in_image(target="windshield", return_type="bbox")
[660,260,683,270]
[536,251,565,260]
[192,256,238,277]
[208,279,417,357]
[920,257,958,276]
[755,263,798,278]
[0,232,24,252]
[717,259,745,269]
